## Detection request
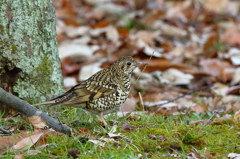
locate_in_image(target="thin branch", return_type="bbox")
[0,127,13,135]
[0,88,72,136]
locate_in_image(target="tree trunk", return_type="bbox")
[0,0,64,114]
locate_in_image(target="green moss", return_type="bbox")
[34,54,53,78]
[2,112,240,158]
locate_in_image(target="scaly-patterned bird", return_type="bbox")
[34,56,147,127]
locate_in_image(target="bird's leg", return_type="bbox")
[98,113,107,127]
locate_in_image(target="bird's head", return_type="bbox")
[113,56,148,74]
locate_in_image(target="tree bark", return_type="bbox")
[0,88,72,135]
[0,0,64,114]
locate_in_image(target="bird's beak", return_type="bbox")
[137,62,148,66]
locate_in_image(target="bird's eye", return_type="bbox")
[127,62,131,66]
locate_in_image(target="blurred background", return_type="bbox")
[53,0,240,116]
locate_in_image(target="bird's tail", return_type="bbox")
[33,100,56,106]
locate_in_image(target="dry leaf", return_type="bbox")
[223,24,240,46]
[211,83,229,96]
[58,43,99,60]
[234,111,240,120]
[231,68,240,85]
[11,132,44,150]
[199,59,234,82]
[228,153,240,159]
[198,0,229,12]
[0,132,44,155]
[27,115,47,129]
[160,69,193,85]
[121,123,134,132]
[134,31,160,46]
[191,103,208,114]
[106,25,119,43]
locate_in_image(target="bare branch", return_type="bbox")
[0,88,72,136]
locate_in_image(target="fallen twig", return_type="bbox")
[0,88,72,136]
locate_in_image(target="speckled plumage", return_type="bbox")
[34,56,147,126]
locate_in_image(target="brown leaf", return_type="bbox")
[117,28,129,38]
[0,132,29,154]
[79,128,89,135]
[198,0,229,12]
[234,111,240,120]
[135,31,160,46]
[149,106,178,116]
[27,115,47,129]
[199,59,234,82]
[140,58,198,73]
[91,21,109,29]
[68,149,80,159]
[191,103,208,114]
[170,144,182,151]
[121,123,135,132]
[0,131,44,155]
[61,57,82,76]
[11,132,44,150]
[232,103,240,114]
[223,24,240,46]
[13,154,24,159]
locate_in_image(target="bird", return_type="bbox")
[34,56,147,127]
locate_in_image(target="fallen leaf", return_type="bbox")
[27,115,47,129]
[191,103,208,114]
[134,30,160,46]
[79,128,89,135]
[121,123,134,132]
[107,133,125,139]
[170,144,182,151]
[11,132,44,150]
[106,25,119,43]
[153,20,187,37]
[215,114,232,121]
[199,59,234,82]
[228,153,240,159]
[160,68,194,85]
[234,111,240,120]
[0,132,29,154]
[198,0,229,12]
[223,24,240,46]
[211,83,229,96]
[13,154,24,159]
[65,26,90,38]
[231,68,240,85]
[68,149,80,159]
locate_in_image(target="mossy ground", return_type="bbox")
[1,107,240,158]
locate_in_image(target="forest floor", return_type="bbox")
[1,0,240,158]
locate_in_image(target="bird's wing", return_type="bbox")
[33,79,118,106]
